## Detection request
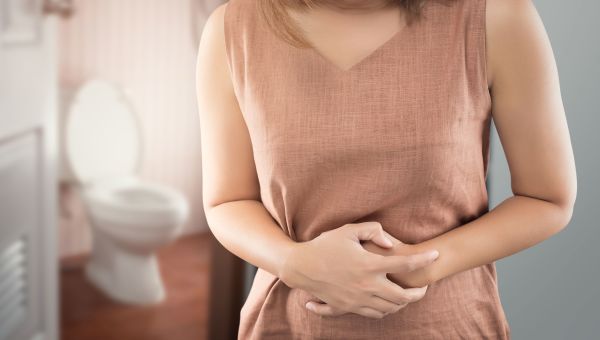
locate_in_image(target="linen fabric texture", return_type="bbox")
[222,0,511,338]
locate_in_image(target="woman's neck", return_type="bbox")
[313,0,395,13]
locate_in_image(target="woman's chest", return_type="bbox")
[244,64,486,177]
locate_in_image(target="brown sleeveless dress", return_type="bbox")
[223,0,511,338]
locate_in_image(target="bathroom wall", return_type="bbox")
[58,0,208,257]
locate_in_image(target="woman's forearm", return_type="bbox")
[388,195,573,287]
[206,200,297,278]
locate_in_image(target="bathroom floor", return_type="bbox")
[60,233,211,340]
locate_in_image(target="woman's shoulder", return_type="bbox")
[197,2,228,59]
[485,0,544,87]
[196,2,235,91]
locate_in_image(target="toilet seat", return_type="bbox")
[64,80,189,229]
[63,79,190,305]
[83,176,188,228]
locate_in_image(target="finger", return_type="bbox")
[306,301,346,317]
[353,306,386,319]
[401,285,429,302]
[368,250,439,273]
[374,277,429,304]
[364,295,407,314]
[381,230,406,247]
[349,222,393,248]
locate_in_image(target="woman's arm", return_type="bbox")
[364,0,577,288]
[196,4,297,278]
[197,4,439,319]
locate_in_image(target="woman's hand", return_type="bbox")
[279,221,440,319]
[361,232,434,289]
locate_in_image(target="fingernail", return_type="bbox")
[383,237,393,247]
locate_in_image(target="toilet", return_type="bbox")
[61,79,189,305]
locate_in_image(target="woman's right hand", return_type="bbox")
[279,221,440,319]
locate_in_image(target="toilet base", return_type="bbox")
[84,228,166,305]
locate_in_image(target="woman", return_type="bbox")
[196,0,576,338]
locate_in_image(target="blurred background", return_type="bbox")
[0,0,598,340]
[1,0,225,339]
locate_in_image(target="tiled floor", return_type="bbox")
[60,233,211,340]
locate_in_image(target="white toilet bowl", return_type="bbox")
[81,176,188,304]
[61,80,190,305]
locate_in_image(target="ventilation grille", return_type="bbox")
[0,238,27,340]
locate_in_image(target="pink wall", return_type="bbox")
[58,0,208,257]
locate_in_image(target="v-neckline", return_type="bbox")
[308,25,409,73]
[301,8,414,74]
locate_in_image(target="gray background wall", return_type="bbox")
[489,1,600,339]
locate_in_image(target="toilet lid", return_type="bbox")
[65,80,141,184]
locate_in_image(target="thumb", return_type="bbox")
[382,230,405,247]
[349,222,393,248]
[306,301,345,316]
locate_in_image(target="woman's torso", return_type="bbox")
[222,0,511,338]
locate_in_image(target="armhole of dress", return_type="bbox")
[222,2,235,87]
[478,0,492,188]
[223,1,245,109]
[480,0,491,102]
